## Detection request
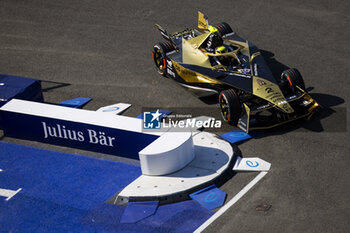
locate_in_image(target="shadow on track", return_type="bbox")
[41,80,70,92]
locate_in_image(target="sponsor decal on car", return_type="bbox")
[166,60,176,77]
[254,63,258,76]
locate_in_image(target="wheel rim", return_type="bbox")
[153,47,165,73]
[219,93,230,121]
[283,73,293,87]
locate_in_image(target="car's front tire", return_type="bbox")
[281,68,306,92]
[219,89,241,125]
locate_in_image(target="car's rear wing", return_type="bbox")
[197,11,209,30]
[155,24,178,50]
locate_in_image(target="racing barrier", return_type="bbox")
[0,99,194,176]
[0,74,43,129]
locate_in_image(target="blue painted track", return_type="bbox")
[0,141,213,232]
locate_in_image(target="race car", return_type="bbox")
[152,11,319,133]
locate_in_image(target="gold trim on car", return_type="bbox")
[172,60,222,84]
[252,76,294,114]
[250,52,261,65]
[182,38,212,68]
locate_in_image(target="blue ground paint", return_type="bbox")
[0,142,213,232]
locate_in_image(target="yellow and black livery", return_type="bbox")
[152,11,319,133]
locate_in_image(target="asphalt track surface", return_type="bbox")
[0,0,349,232]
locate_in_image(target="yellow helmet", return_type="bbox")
[215,46,228,54]
[208,25,218,34]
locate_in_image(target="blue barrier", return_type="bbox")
[0,74,43,107]
[0,74,43,129]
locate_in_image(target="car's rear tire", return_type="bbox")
[281,68,306,92]
[152,41,175,77]
[215,22,233,37]
[219,89,241,125]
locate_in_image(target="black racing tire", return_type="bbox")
[281,68,306,92]
[219,89,241,125]
[152,41,175,76]
[215,22,233,37]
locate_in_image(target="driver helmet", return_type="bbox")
[208,25,218,34]
[215,46,228,54]
[205,26,223,52]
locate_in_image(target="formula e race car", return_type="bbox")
[152,11,319,133]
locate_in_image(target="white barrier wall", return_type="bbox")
[0,99,195,175]
[139,129,194,175]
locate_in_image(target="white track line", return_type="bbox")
[194,171,268,233]
[0,188,22,201]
